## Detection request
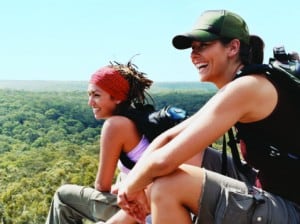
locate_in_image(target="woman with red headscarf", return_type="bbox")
[45,60,155,224]
[46,59,202,224]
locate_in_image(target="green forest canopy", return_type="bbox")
[0,82,216,224]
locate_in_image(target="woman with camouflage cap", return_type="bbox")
[117,10,300,224]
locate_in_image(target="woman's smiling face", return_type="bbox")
[87,83,119,120]
[190,40,229,84]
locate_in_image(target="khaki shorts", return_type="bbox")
[195,169,300,224]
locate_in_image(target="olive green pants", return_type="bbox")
[45,184,120,224]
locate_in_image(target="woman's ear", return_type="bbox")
[228,39,240,57]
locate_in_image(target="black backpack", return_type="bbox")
[120,105,188,169]
[236,46,300,94]
[222,46,300,180]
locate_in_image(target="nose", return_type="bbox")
[191,47,201,56]
[88,96,94,107]
[191,51,198,64]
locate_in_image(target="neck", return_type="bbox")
[215,63,244,89]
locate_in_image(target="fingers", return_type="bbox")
[117,191,149,223]
[117,192,130,211]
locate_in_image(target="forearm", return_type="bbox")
[94,175,109,192]
[94,170,101,189]
[122,148,177,198]
[94,167,114,192]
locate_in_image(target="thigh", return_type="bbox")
[57,184,120,221]
[153,165,205,215]
[196,170,300,224]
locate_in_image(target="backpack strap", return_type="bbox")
[222,128,253,174]
[236,63,300,94]
[222,128,258,185]
[119,151,136,170]
[235,64,271,79]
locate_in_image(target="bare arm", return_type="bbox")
[94,116,141,192]
[119,74,277,195]
[94,118,123,191]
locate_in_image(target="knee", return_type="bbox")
[54,184,76,204]
[149,166,204,208]
[149,171,180,203]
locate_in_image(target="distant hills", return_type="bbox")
[0,80,88,92]
[0,80,217,92]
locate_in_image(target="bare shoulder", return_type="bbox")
[225,74,277,122]
[230,74,274,90]
[102,115,141,151]
[219,74,276,100]
[103,116,138,136]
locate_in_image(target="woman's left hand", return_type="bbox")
[117,187,150,223]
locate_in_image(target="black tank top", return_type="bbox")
[235,77,300,204]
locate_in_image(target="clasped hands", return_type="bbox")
[117,186,150,224]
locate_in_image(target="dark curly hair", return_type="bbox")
[108,58,155,114]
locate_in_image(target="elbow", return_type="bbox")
[94,182,111,192]
[149,154,178,178]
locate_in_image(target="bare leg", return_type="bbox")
[149,165,204,224]
[105,209,138,224]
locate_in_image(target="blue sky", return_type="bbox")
[0,0,299,82]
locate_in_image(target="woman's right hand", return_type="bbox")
[110,184,118,194]
[117,187,149,223]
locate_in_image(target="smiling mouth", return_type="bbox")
[93,108,100,113]
[196,63,208,71]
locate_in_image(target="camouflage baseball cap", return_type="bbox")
[172,10,250,49]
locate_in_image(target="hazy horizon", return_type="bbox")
[0,79,217,92]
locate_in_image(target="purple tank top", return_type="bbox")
[117,135,150,174]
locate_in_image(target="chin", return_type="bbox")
[198,75,207,82]
[198,72,210,82]
[94,114,102,120]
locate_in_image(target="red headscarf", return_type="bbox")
[89,66,130,101]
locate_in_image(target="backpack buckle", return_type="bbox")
[268,145,281,157]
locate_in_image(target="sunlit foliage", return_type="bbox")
[0,84,215,223]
